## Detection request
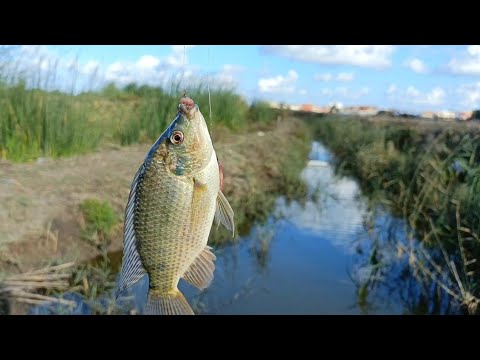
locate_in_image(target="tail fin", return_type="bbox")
[144,289,194,315]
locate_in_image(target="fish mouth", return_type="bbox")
[179,97,197,119]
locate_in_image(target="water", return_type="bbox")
[29,141,465,315]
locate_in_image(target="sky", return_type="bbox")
[4,45,480,114]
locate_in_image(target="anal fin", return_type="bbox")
[182,246,217,290]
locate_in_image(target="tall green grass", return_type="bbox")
[115,81,252,146]
[248,100,277,124]
[0,72,275,162]
[0,81,103,161]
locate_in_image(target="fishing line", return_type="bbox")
[207,45,213,139]
[183,45,186,70]
[180,45,215,140]
[182,45,187,98]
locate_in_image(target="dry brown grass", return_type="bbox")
[0,262,76,309]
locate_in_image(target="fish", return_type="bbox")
[115,96,235,315]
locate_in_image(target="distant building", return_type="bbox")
[436,110,456,120]
[421,111,436,119]
[341,106,378,116]
[300,104,314,112]
[312,106,332,114]
[268,101,282,109]
[459,111,473,121]
[295,104,333,114]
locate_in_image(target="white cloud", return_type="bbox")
[105,59,164,86]
[258,70,298,94]
[320,88,333,96]
[329,101,343,109]
[19,45,51,59]
[213,64,244,86]
[405,58,428,74]
[299,89,307,95]
[82,60,100,75]
[314,73,333,82]
[359,87,370,96]
[467,45,480,56]
[315,72,355,82]
[3,46,72,89]
[417,87,445,105]
[4,45,248,95]
[104,46,197,86]
[388,85,445,106]
[222,64,242,72]
[406,86,421,97]
[447,45,480,75]
[166,45,196,67]
[276,149,368,253]
[456,82,480,108]
[263,45,394,69]
[137,55,161,70]
[6,44,247,95]
[336,72,355,81]
[320,86,369,99]
[387,84,397,95]
[16,45,59,72]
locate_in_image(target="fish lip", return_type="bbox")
[179,97,197,119]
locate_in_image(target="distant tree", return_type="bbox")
[329,105,339,114]
[102,82,120,97]
[123,83,138,94]
[472,110,480,120]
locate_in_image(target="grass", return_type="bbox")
[0,82,104,161]
[307,114,480,313]
[80,199,118,249]
[248,100,277,124]
[0,73,279,162]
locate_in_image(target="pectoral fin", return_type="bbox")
[214,191,235,237]
[193,177,207,192]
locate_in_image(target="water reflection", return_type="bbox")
[29,142,467,315]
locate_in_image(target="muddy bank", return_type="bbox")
[0,118,309,279]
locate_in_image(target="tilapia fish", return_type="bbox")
[115,97,234,315]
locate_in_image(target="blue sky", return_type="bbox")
[5,45,480,113]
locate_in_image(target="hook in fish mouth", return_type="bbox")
[179,97,197,119]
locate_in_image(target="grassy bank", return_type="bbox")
[307,115,480,313]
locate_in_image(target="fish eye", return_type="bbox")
[170,130,184,145]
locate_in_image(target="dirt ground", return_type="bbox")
[0,119,303,276]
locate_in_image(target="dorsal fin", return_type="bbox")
[115,164,147,298]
